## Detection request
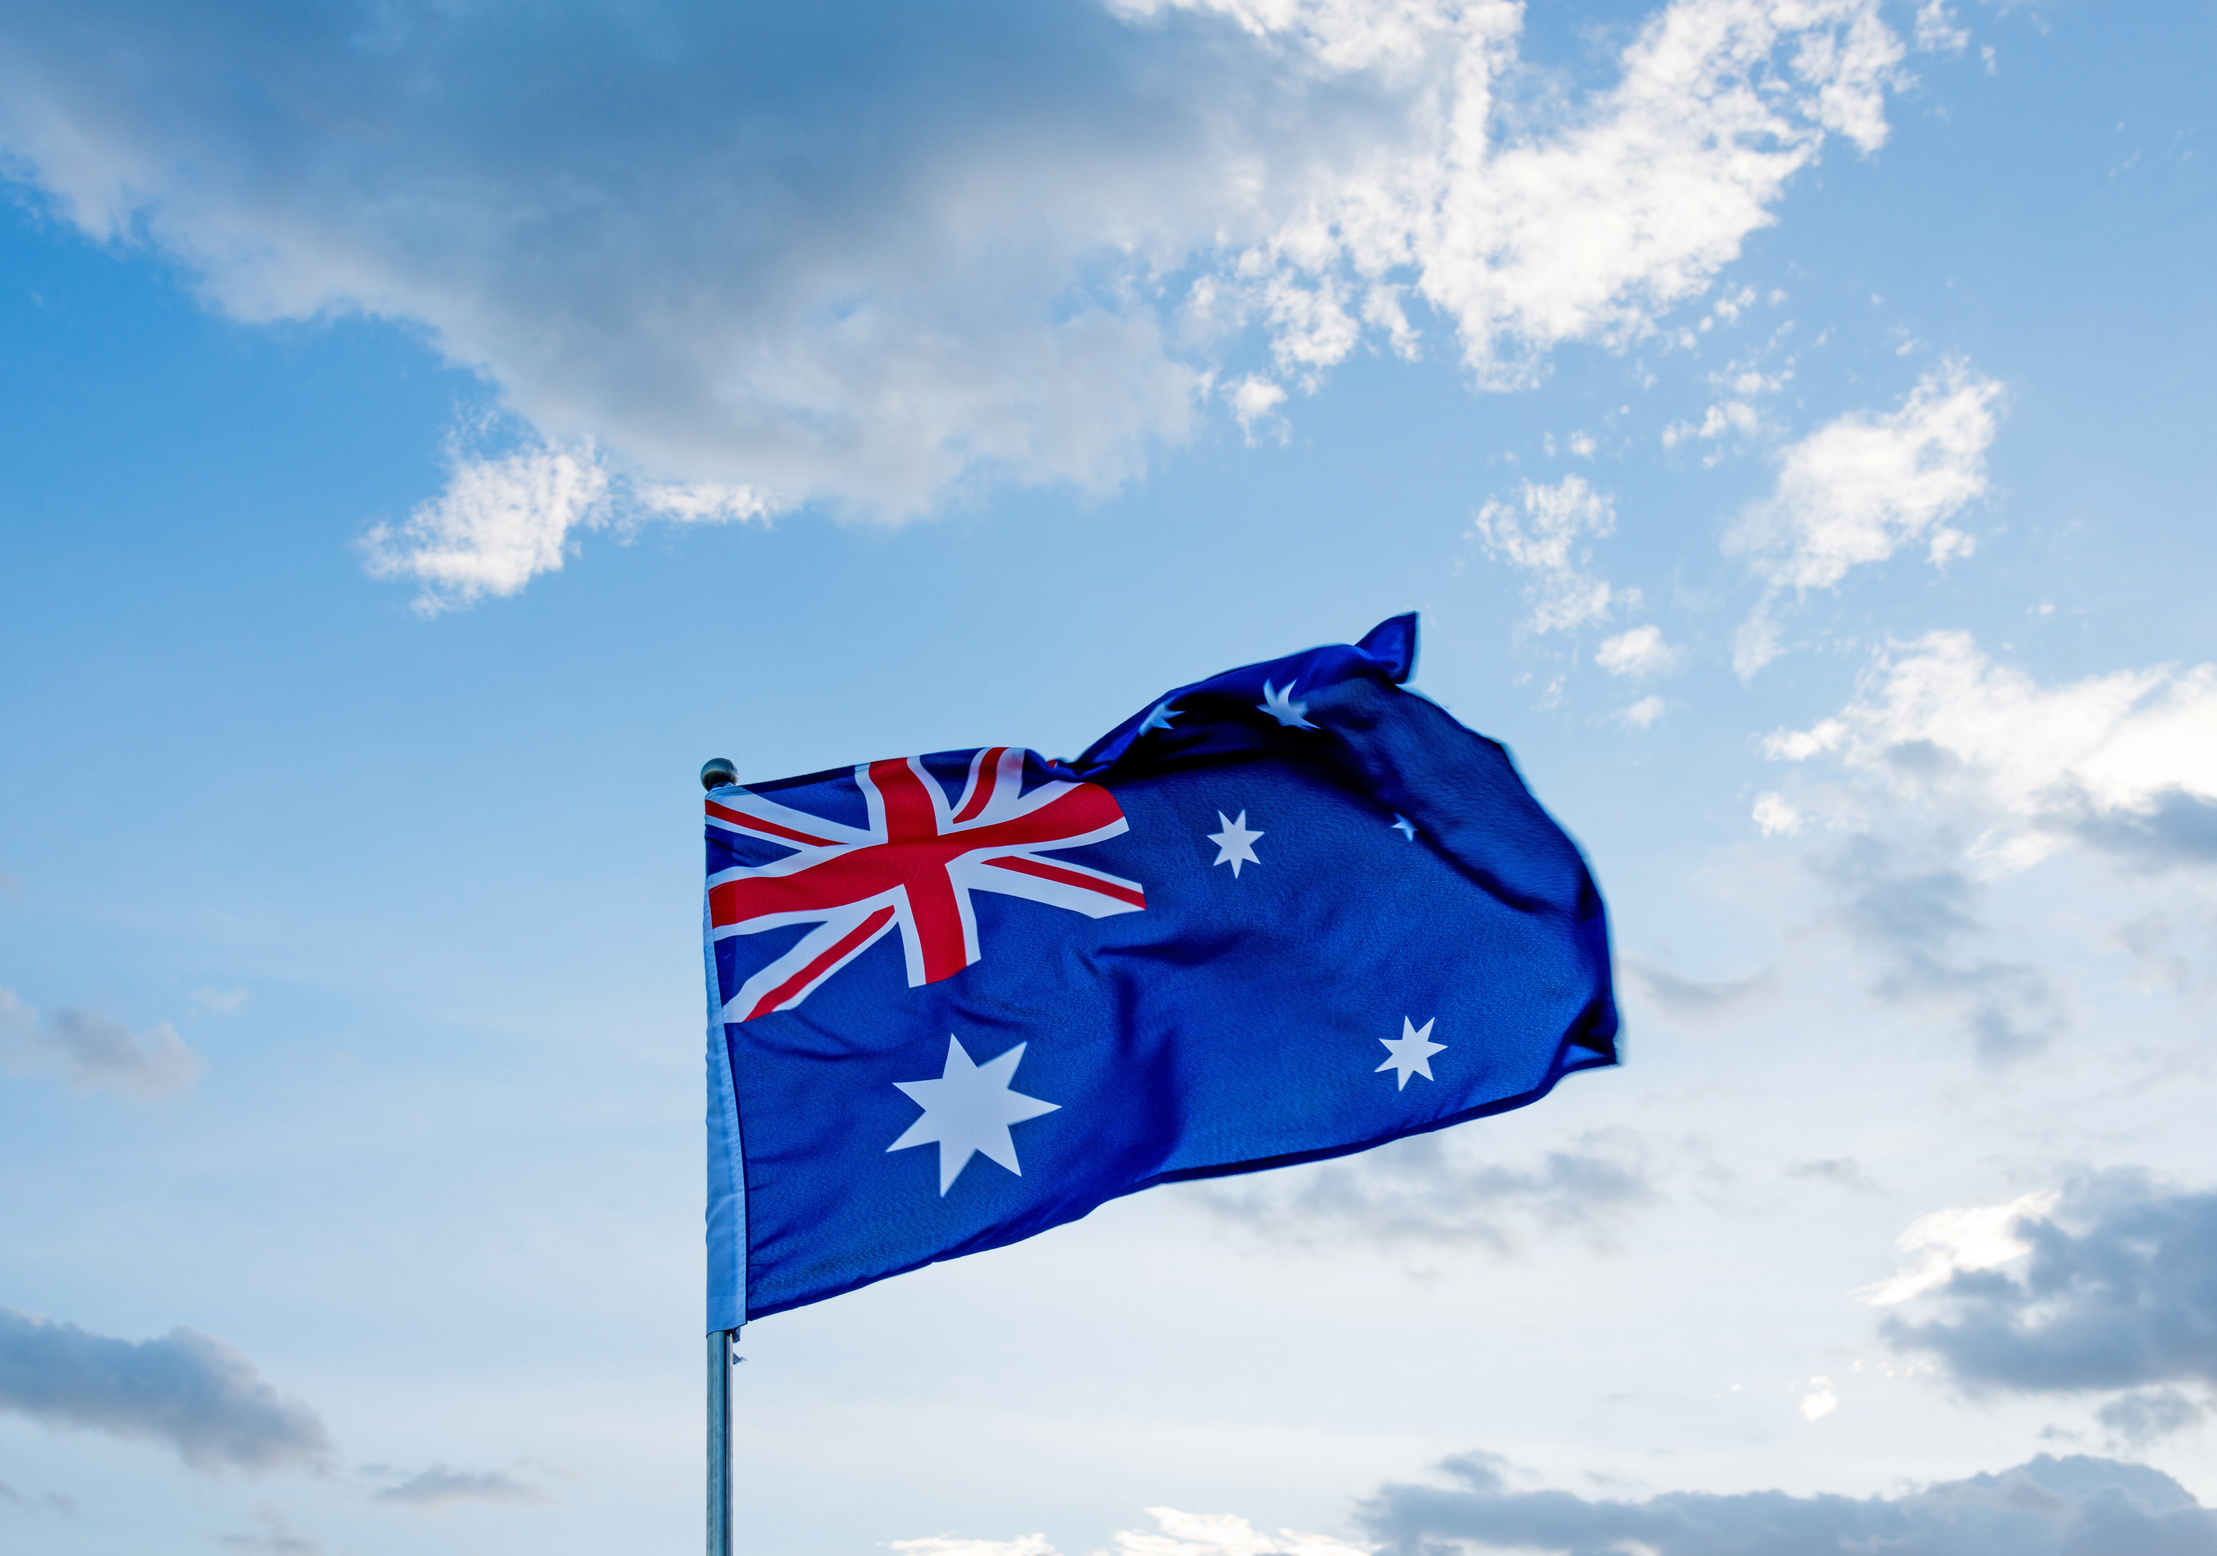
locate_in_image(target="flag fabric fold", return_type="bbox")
[705,615,1616,1327]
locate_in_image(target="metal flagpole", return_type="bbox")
[708,1327,736,1554]
[703,757,743,1556]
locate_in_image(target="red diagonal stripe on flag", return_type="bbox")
[984,855,1146,909]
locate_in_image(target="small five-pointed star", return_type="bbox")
[1391,814,1417,841]
[1376,1016,1445,1089]
[1207,810,1264,877]
[1139,700,1181,735]
[1256,679,1318,729]
[887,1035,1061,1194]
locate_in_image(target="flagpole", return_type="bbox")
[702,757,743,1556]
[708,1327,735,1555]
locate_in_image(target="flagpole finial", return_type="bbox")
[701,757,739,791]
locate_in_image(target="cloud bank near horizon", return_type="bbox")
[1360,1449,2217,1556]
[893,1450,2217,1556]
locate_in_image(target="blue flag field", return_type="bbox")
[703,616,1617,1326]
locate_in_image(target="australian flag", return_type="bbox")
[704,616,1617,1327]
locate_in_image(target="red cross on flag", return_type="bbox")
[707,747,1146,1022]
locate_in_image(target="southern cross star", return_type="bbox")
[1376,1016,1445,1089]
[1391,814,1417,841]
[1207,810,1264,877]
[1139,700,1182,735]
[1256,679,1317,729]
[887,1034,1060,1194]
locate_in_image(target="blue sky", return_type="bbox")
[3,2,2215,1553]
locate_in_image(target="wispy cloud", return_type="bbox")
[1470,475,1623,633]
[369,1462,550,1510]
[1730,361,2004,674]
[1594,624,1682,680]
[1613,694,1669,730]
[0,1307,331,1473]
[1914,0,1972,54]
[217,1505,323,1556]
[0,986,205,1100]
[361,439,612,615]
[1786,1157,1888,1194]
[361,434,777,615]
[0,1478,76,1517]
[2098,1389,2208,1448]
[0,0,1914,598]
[1197,1128,1665,1255]
[1626,960,1778,1023]
[1818,845,2068,1062]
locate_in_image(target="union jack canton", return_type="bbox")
[708,748,1144,1023]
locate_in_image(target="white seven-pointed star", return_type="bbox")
[1376,1017,1446,1090]
[887,1035,1060,1194]
[1208,810,1264,877]
[1256,679,1318,729]
[1391,814,1417,841]
[1139,700,1182,735]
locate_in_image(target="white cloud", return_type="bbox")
[360,436,776,614]
[891,1510,1369,1556]
[1731,605,1787,680]
[1616,695,1669,730]
[1764,632,2217,875]
[1751,791,1801,835]
[1471,475,1622,633]
[1334,0,1905,380]
[1914,1,1971,53]
[1855,1188,2060,1306]
[0,988,205,1101]
[1729,361,2003,674]
[1698,400,1765,442]
[0,0,1912,598]
[1596,624,1682,680]
[633,482,779,530]
[361,440,612,615]
[1227,375,1290,444]
[1669,346,1797,452]
[1740,633,2217,1061]
[1747,361,2002,590]
[1799,1376,1838,1420]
